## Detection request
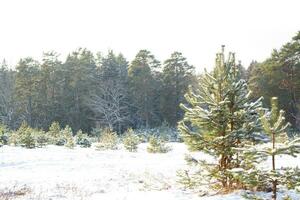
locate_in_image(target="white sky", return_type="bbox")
[0,0,299,72]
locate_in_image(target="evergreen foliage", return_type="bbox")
[248,31,300,131]
[61,125,75,149]
[47,121,64,145]
[34,130,49,147]
[0,124,9,146]
[95,128,118,150]
[123,128,140,152]
[8,132,19,146]
[178,46,264,191]
[161,52,195,126]
[76,129,91,148]
[235,97,300,200]
[147,135,171,153]
[17,122,36,148]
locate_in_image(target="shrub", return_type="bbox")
[95,128,118,150]
[0,124,9,146]
[8,131,19,146]
[147,136,171,153]
[76,129,91,148]
[90,127,101,138]
[61,125,75,149]
[34,130,49,147]
[19,127,36,149]
[123,128,140,152]
[47,121,63,145]
[132,126,180,142]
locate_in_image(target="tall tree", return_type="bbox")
[0,60,16,128]
[128,50,161,128]
[248,31,300,130]
[14,58,40,127]
[88,51,130,133]
[61,48,96,132]
[37,52,63,129]
[178,46,263,190]
[237,97,300,200]
[161,52,195,126]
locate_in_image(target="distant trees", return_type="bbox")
[14,58,40,128]
[161,52,195,126]
[88,51,130,133]
[0,49,196,133]
[1,30,299,134]
[0,60,16,128]
[128,50,162,128]
[248,31,300,131]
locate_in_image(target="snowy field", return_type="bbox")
[0,143,299,200]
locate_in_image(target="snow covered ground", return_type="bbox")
[0,143,299,200]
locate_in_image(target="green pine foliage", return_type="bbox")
[147,135,171,153]
[178,46,264,191]
[123,128,140,152]
[17,122,36,148]
[34,130,49,147]
[0,124,9,146]
[47,121,64,145]
[76,129,91,148]
[61,125,75,149]
[236,97,300,200]
[95,128,118,150]
[8,131,19,146]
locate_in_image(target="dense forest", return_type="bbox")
[0,31,299,134]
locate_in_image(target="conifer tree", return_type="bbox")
[178,46,264,191]
[237,97,300,200]
[62,125,75,149]
[123,128,140,152]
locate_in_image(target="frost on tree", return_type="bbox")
[178,46,264,192]
[235,97,300,200]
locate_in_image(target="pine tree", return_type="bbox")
[128,50,161,128]
[62,125,75,149]
[147,135,171,153]
[161,52,195,126]
[47,121,64,145]
[178,46,264,191]
[123,128,140,152]
[96,128,118,150]
[237,97,300,200]
[75,129,91,148]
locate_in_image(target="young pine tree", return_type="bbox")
[178,46,264,191]
[238,97,300,200]
[47,121,64,145]
[123,128,140,152]
[147,135,171,153]
[62,125,75,149]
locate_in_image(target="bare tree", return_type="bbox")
[88,79,131,133]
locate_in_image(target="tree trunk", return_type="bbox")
[272,131,277,200]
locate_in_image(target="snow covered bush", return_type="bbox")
[90,127,101,138]
[133,126,180,142]
[95,128,118,150]
[235,97,300,200]
[34,130,49,147]
[0,124,9,146]
[76,129,91,148]
[8,131,19,146]
[18,123,36,149]
[47,121,64,146]
[178,47,264,192]
[61,125,75,149]
[123,128,140,152]
[147,136,171,153]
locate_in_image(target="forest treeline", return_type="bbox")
[0,31,299,134]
